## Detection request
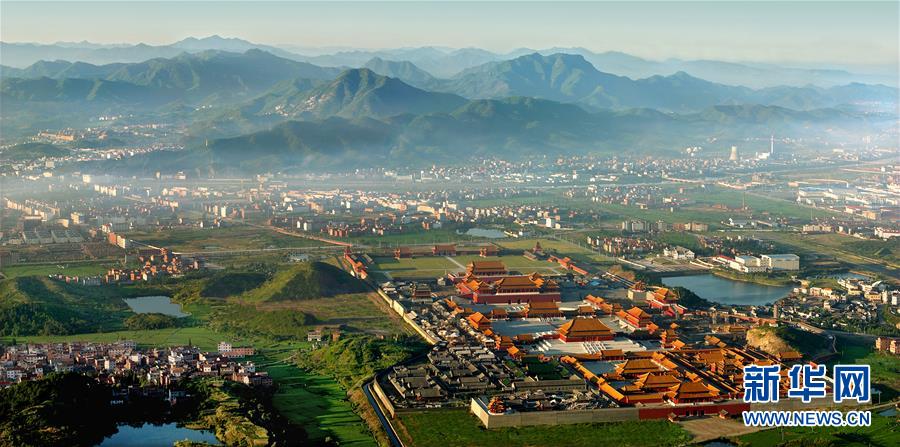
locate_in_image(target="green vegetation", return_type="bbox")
[127,225,325,252]
[1,326,229,351]
[0,142,68,161]
[238,261,367,302]
[0,276,138,336]
[123,312,178,330]
[200,271,269,298]
[397,409,692,447]
[0,372,115,447]
[209,305,315,340]
[254,346,376,446]
[832,335,900,398]
[0,262,113,279]
[298,334,426,388]
[670,286,714,309]
[185,378,302,446]
[734,413,898,447]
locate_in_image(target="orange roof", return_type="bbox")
[667,381,719,400]
[635,372,681,389]
[600,349,624,358]
[528,301,560,310]
[467,312,490,326]
[626,307,651,319]
[616,359,660,375]
[468,260,507,270]
[559,317,613,338]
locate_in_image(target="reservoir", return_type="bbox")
[122,296,189,318]
[98,423,219,446]
[661,274,792,306]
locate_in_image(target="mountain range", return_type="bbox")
[2,35,896,88]
[2,43,897,172]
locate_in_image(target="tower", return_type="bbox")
[770,135,775,156]
[729,145,738,161]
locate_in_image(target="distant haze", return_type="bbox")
[1,1,898,71]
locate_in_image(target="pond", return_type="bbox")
[661,274,793,306]
[97,423,219,446]
[461,228,507,239]
[122,296,189,318]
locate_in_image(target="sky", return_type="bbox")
[1,1,898,68]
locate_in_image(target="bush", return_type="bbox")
[124,313,178,330]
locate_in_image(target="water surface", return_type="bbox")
[123,296,189,317]
[98,423,219,446]
[662,274,792,306]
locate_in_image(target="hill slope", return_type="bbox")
[239,262,368,302]
[259,68,467,118]
[0,277,132,336]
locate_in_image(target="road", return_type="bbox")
[363,381,403,447]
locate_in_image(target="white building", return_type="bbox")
[663,246,695,260]
[761,254,800,271]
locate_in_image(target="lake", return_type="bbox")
[122,296,189,318]
[661,274,793,306]
[98,423,219,446]
[462,228,507,239]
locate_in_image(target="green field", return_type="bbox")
[347,226,483,246]
[0,326,229,351]
[371,252,567,280]
[396,409,692,447]
[371,256,460,278]
[0,262,115,279]
[127,225,326,252]
[252,345,376,446]
[734,413,898,447]
[691,188,838,220]
[500,237,617,265]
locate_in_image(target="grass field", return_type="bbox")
[371,252,567,279]
[252,345,376,447]
[348,226,483,246]
[395,409,692,447]
[0,262,115,279]
[371,256,460,278]
[127,225,325,252]
[500,237,618,265]
[259,293,408,336]
[692,188,837,220]
[734,413,898,447]
[0,325,229,351]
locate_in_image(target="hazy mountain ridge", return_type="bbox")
[2,36,894,88]
[362,57,437,88]
[438,53,897,112]
[181,98,893,173]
